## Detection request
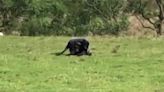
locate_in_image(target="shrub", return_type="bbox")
[19,17,52,36]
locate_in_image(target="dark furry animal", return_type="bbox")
[56,38,91,56]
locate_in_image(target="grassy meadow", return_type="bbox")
[0,36,164,92]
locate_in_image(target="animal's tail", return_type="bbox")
[56,44,68,56]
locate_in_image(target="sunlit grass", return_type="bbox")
[0,36,164,92]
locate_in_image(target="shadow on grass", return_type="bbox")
[50,52,92,57]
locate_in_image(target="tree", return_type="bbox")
[0,0,129,36]
[0,0,29,33]
[83,0,129,35]
[127,0,164,36]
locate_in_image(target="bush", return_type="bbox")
[1,0,130,36]
[88,16,129,35]
[107,16,129,35]
[89,17,105,35]
[18,15,129,36]
[19,17,52,36]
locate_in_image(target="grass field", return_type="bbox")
[0,36,164,92]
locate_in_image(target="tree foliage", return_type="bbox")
[127,0,164,35]
[1,0,130,36]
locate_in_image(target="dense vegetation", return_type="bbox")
[0,0,163,36]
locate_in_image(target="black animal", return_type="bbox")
[56,38,91,56]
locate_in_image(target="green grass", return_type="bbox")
[0,36,164,92]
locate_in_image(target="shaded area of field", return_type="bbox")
[0,36,164,92]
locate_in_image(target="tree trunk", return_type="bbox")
[155,0,164,36]
[156,28,162,36]
[156,21,162,36]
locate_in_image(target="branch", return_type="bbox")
[141,13,155,25]
[156,0,164,20]
[85,1,109,22]
[138,0,155,25]
[135,15,155,30]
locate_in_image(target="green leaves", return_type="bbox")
[0,0,129,36]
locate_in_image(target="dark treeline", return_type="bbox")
[0,0,163,36]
